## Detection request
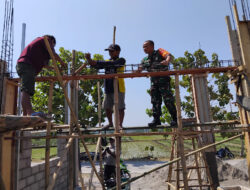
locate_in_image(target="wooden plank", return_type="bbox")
[0,78,17,190]
[11,66,238,83]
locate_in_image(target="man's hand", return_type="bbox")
[85,53,96,66]
[160,60,170,66]
[85,53,91,60]
[161,54,171,66]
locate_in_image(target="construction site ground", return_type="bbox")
[81,158,250,189]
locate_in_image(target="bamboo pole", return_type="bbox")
[43,37,104,190]
[5,127,250,141]
[78,170,85,190]
[97,82,104,185]
[110,133,243,189]
[114,76,121,190]
[192,138,202,189]
[113,25,122,190]
[45,82,54,188]
[167,133,176,190]
[175,74,188,189]
[166,182,176,190]
[88,137,101,189]
[89,75,103,190]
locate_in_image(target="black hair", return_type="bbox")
[145,40,154,46]
[44,35,56,45]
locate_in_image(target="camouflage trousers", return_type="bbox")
[150,81,177,122]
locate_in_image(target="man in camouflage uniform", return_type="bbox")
[138,40,177,127]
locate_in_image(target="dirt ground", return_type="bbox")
[80,158,250,189]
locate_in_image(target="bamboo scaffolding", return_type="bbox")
[110,134,243,189]
[43,37,104,190]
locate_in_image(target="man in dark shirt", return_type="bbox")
[85,44,126,130]
[16,35,66,117]
[138,40,177,127]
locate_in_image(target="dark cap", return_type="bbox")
[109,137,115,141]
[105,44,121,51]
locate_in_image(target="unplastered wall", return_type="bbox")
[18,132,69,190]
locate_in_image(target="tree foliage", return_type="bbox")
[32,47,106,127]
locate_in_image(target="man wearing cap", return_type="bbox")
[137,40,177,127]
[85,44,126,130]
[102,137,116,183]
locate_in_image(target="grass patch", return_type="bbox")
[32,133,244,161]
[32,147,57,161]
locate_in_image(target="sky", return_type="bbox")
[0,0,241,126]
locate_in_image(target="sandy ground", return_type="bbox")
[80,158,250,189]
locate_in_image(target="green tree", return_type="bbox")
[32,47,106,127]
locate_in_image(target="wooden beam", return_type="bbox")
[11,66,237,82]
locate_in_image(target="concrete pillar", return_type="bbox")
[192,74,219,188]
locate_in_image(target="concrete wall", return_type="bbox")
[18,132,69,190]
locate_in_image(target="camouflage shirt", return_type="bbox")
[141,48,171,85]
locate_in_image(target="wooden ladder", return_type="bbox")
[166,129,214,190]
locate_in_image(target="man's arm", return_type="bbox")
[160,54,171,66]
[106,147,116,158]
[159,48,171,66]
[85,53,125,69]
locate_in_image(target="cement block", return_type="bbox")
[29,183,40,190]
[38,179,45,189]
[20,149,32,159]
[27,175,35,185]
[21,139,32,149]
[19,158,31,169]
[39,163,45,171]
[20,168,32,179]
[31,165,39,174]
[19,179,26,189]
[35,172,44,181]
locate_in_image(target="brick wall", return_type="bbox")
[18,132,69,190]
